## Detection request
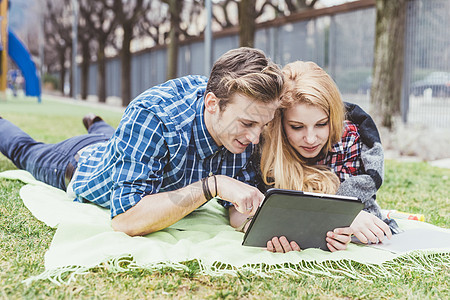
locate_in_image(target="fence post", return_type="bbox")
[328,15,336,79]
[204,0,212,76]
[401,0,415,124]
[71,0,78,100]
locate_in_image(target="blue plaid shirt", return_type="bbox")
[71,75,258,217]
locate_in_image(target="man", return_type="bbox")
[0,47,284,236]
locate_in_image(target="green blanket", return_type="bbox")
[1,170,449,285]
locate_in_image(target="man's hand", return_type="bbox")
[351,210,392,244]
[217,175,263,216]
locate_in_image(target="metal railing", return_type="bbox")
[76,0,449,128]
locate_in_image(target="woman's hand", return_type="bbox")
[326,227,353,251]
[266,236,301,253]
[351,210,392,244]
[266,227,353,253]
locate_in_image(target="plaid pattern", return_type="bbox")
[71,75,257,217]
[316,120,363,181]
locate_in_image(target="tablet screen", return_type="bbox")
[242,188,363,251]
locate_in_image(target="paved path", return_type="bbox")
[43,93,125,113]
[429,158,450,169]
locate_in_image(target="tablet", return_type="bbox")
[242,188,364,251]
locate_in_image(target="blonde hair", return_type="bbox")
[260,61,345,194]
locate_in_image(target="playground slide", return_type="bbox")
[7,29,41,100]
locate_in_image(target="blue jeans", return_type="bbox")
[0,118,114,190]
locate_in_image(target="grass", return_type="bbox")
[1,95,449,298]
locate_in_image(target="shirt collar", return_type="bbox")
[303,150,328,165]
[193,96,221,159]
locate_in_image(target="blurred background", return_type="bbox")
[3,0,450,160]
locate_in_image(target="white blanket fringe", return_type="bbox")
[23,250,450,285]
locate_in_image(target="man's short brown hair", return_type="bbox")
[205,47,284,110]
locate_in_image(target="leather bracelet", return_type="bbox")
[205,175,213,199]
[211,173,218,197]
[202,177,213,201]
[202,173,218,201]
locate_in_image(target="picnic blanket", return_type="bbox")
[1,170,449,285]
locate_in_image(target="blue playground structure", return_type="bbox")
[7,29,41,102]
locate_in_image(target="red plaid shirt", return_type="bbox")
[316,120,362,182]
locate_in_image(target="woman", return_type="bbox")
[259,61,396,252]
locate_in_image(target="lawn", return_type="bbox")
[0,96,449,298]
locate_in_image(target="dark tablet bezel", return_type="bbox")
[242,188,363,251]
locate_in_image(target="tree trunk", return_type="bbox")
[121,23,133,107]
[59,49,66,95]
[238,0,256,48]
[166,0,182,80]
[371,0,407,129]
[80,41,90,100]
[69,48,74,97]
[97,39,107,103]
[166,24,179,80]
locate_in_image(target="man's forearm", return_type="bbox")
[112,174,262,236]
[111,180,208,236]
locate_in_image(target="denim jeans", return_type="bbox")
[0,118,114,190]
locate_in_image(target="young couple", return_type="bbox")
[0,47,397,253]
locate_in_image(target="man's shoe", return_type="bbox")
[82,113,103,131]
